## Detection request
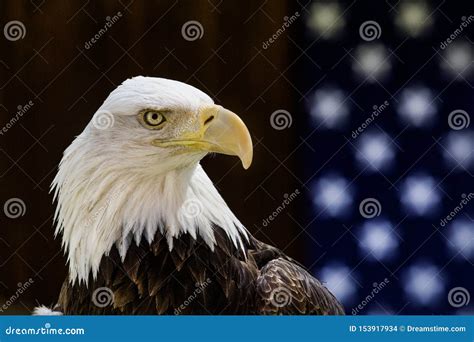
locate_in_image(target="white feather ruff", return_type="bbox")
[33,305,63,316]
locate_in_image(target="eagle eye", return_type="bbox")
[139,110,167,129]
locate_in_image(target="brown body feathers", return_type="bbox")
[57,227,344,315]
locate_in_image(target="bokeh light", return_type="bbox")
[447,219,474,261]
[395,1,433,37]
[318,263,357,304]
[402,262,444,306]
[355,132,396,172]
[441,41,473,79]
[306,2,345,39]
[352,44,391,83]
[400,174,441,216]
[312,174,354,218]
[309,87,350,129]
[397,86,437,128]
[358,220,399,261]
[442,131,474,171]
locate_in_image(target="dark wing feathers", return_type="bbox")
[57,227,343,315]
[256,258,344,315]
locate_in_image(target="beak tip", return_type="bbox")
[241,152,253,170]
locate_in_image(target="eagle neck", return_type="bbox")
[53,158,248,285]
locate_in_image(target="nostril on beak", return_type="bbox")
[204,115,215,125]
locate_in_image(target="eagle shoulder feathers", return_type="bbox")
[57,228,343,315]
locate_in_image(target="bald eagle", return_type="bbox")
[35,77,343,315]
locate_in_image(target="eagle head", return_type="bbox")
[86,76,252,171]
[53,76,252,284]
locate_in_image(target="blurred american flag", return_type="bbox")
[295,0,473,314]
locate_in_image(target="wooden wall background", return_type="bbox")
[0,0,303,313]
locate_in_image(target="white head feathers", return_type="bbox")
[52,76,249,284]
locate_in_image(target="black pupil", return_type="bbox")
[151,113,158,121]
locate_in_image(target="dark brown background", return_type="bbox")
[0,1,303,313]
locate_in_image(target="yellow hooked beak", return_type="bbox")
[152,105,253,169]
